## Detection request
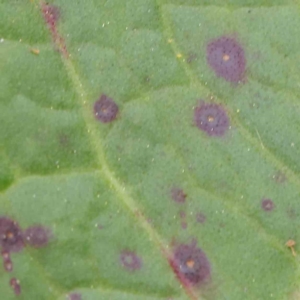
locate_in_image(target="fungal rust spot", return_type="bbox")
[120,250,142,272]
[94,94,119,123]
[206,36,246,83]
[194,102,229,137]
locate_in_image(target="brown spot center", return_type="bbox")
[186,259,195,268]
[6,231,14,240]
[223,54,230,61]
[207,115,215,122]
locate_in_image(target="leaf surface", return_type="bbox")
[1,0,300,299]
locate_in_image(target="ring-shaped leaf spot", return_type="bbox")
[206,36,246,83]
[194,102,229,137]
[120,250,142,272]
[173,241,211,286]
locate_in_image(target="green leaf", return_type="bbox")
[1,0,300,299]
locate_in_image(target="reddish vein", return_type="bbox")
[41,3,69,58]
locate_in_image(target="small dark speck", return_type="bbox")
[94,94,119,123]
[1,250,13,272]
[171,188,186,204]
[10,278,21,296]
[261,199,274,212]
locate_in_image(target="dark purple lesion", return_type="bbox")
[23,225,52,248]
[170,240,211,287]
[0,217,24,253]
[206,36,246,83]
[10,277,21,296]
[171,188,187,204]
[94,94,119,123]
[194,101,229,137]
[119,250,142,271]
[1,250,13,272]
[261,199,275,212]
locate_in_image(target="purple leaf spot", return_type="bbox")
[10,278,21,296]
[194,102,229,137]
[120,250,142,272]
[0,217,24,253]
[67,293,82,300]
[261,199,274,212]
[94,94,119,123]
[171,188,186,204]
[196,213,206,224]
[171,241,211,287]
[1,250,13,272]
[24,225,52,248]
[206,36,246,83]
